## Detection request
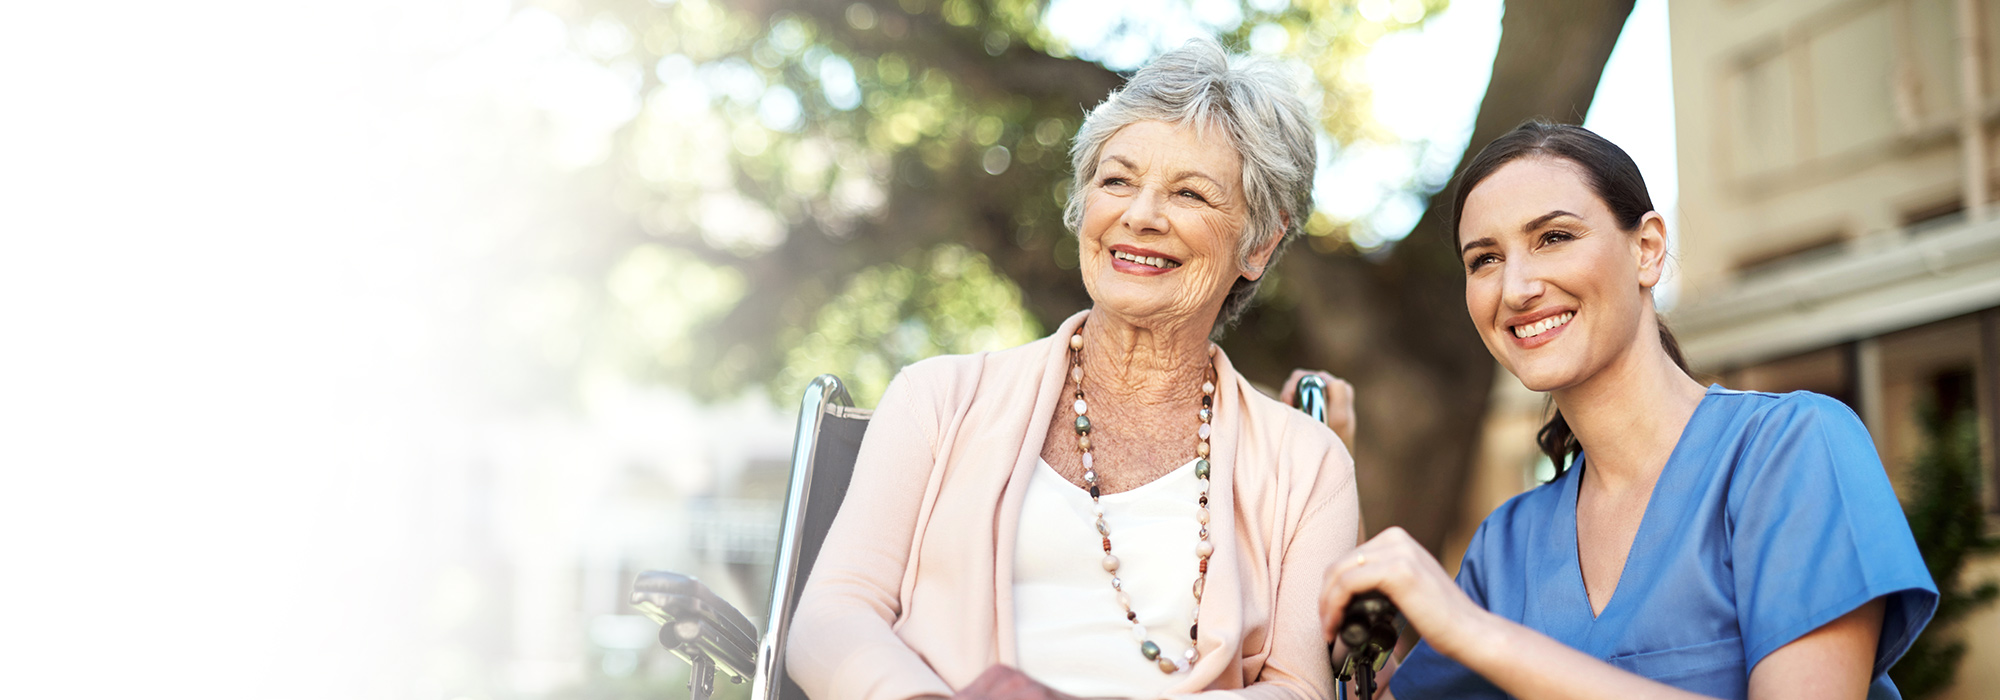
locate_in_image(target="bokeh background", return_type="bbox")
[3,0,1997,699]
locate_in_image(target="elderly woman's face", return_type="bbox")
[1078,120,1268,329]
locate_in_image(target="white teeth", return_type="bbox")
[1512,311,1574,339]
[1113,250,1180,268]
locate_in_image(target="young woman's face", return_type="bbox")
[1456,157,1666,393]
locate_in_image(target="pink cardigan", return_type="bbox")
[786,311,1359,700]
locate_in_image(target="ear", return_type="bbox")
[1633,211,1669,289]
[1241,213,1289,281]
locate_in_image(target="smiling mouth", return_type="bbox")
[1511,311,1574,339]
[1112,249,1181,269]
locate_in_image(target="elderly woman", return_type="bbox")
[784,39,1358,700]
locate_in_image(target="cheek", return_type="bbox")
[1190,213,1243,267]
[1576,247,1642,308]
[1079,193,1118,237]
[1463,275,1499,323]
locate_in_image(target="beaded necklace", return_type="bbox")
[1065,326,1215,674]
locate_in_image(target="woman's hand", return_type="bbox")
[1278,369,1356,449]
[1319,528,1495,664]
[950,665,1082,700]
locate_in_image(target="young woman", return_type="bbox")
[1317,122,1938,700]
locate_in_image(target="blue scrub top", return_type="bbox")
[1391,387,1938,699]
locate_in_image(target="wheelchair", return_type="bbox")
[634,373,1336,700]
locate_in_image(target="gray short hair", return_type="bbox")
[1063,38,1318,334]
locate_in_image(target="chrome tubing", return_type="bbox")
[752,374,851,700]
[1294,374,1329,425]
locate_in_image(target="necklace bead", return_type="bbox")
[1066,321,1211,675]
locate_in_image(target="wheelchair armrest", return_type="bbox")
[633,571,759,679]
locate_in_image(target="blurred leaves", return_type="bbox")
[456,0,1637,560]
[779,244,1042,404]
[513,0,1445,401]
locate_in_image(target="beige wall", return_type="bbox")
[1670,0,2000,298]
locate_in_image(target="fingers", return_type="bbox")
[1320,549,1369,641]
[959,664,1069,700]
[1319,528,1421,641]
[1278,369,1308,404]
[957,665,1020,700]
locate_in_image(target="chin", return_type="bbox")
[1092,284,1173,316]
[1501,359,1585,394]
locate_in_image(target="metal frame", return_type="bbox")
[1292,375,1365,698]
[1294,375,1329,424]
[750,374,853,700]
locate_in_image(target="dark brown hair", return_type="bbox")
[1449,120,1693,478]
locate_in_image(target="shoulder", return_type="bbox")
[1701,387,1876,487]
[886,333,1056,410]
[1229,367,1351,499]
[1704,386,1866,440]
[1236,374,1345,456]
[1466,477,1565,555]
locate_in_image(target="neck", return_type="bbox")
[1080,307,1214,407]
[1551,326,1707,494]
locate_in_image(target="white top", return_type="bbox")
[1013,457,1204,698]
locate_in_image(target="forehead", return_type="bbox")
[1458,157,1612,240]
[1099,119,1242,184]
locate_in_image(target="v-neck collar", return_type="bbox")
[1549,385,1724,632]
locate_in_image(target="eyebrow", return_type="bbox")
[1460,210,1584,255]
[1524,210,1582,231]
[1172,170,1221,187]
[1096,157,1222,188]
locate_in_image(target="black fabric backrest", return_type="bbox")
[778,409,868,700]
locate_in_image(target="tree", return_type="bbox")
[1891,371,2000,699]
[570,0,1636,550]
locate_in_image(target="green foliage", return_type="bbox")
[541,0,1447,401]
[1890,378,2000,699]
[778,244,1042,404]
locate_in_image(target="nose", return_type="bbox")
[1120,186,1170,235]
[1500,255,1546,311]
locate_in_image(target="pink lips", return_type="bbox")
[1505,309,1575,350]
[1108,245,1180,276]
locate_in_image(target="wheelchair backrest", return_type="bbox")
[756,375,871,700]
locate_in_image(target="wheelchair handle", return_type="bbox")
[1293,374,1329,425]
